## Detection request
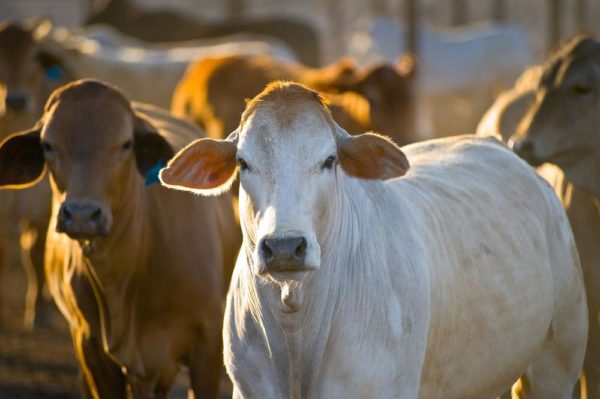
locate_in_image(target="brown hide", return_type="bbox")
[171,55,416,145]
[0,79,240,398]
[85,0,321,66]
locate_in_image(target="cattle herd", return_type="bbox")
[0,1,598,399]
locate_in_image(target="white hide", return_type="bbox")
[225,106,586,398]
[37,27,296,109]
[350,19,533,93]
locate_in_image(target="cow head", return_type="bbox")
[0,19,67,136]
[161,81,408,281]
[337,54,417,144]
[513,35,600,197]
[0,79,173,240]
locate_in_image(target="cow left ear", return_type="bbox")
[0,128,46,189]
[133,114,174,183]
[335,124,409,180]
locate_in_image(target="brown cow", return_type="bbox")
[171,54,417,145]
[85,0,321,66]
[0,19,70,328]
[0,79,240,398]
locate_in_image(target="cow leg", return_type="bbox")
[188,328,222,399]
[21,222,53,330]
[583,278,600,399]
[511,310,587,398]
[73,330,128,399]
[0,231,5,322]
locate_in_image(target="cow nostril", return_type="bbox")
[62,207,72,220]
[90,208,102,222]
[295,238,306,258]
[261,239,273,259]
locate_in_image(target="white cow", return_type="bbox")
[36,25,296,109]
[160,82,587,399]
[350,19,534,137]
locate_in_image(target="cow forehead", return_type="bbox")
[240,102,335,162]
[43,91,133,148]
[543,37,600,88]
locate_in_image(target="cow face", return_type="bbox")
[0,20,65,135]
[513,36,600,195]
[161,82,408,281]
[0,79,173,240]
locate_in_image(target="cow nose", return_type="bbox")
[57,201,110,239]
[5,93,28,112]
[259,236,307,273]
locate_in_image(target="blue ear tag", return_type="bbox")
[145,161,165,186]
[45,66,63,81]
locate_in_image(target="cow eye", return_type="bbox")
[322,155,336,170]
[237,157,249,171]
[41,142,53,153]
[572,85,593,96]
[121,140,133,151]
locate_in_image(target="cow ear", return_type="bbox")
[335,125,409,180]
[160,131,238,196]
[396,53,418,80]
[0,128,46,189]
[133,114,175,183]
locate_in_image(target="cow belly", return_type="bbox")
[420,252,554,398]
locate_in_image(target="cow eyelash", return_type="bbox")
[322,155,336,170]
[237,157,249,171]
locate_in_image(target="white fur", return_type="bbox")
[227,101,587,398]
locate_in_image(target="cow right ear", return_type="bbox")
[160,132,238,196]
[0,128,46,189]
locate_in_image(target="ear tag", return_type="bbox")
[45,66,63,81]
[145,161,165,186]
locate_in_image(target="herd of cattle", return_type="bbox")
[0,1,598,398]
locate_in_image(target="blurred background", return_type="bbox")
[0,0,595,398]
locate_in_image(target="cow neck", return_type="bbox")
[561,148,600,200]
[80,170,151,372]
[250,174,389,397]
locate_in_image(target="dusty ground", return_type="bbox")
[0,255,230,399]
[0,255,80,399]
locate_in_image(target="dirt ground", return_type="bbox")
[0,255,230,399]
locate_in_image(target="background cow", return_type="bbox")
[510,35,600,399]
[171,54,418,144]
[0,19,69,329]
[0,79,241,398]
[85,0,321,66]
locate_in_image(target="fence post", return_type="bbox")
[451,0,468,26]
[575,0,587,32]
[406,0,418,55]
[548,0,562,52]
[226,0,244,20]
[491,0,506,23]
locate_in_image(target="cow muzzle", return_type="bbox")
[257,235,316,277]
[57,200,111,239]
[512,138,543,166]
